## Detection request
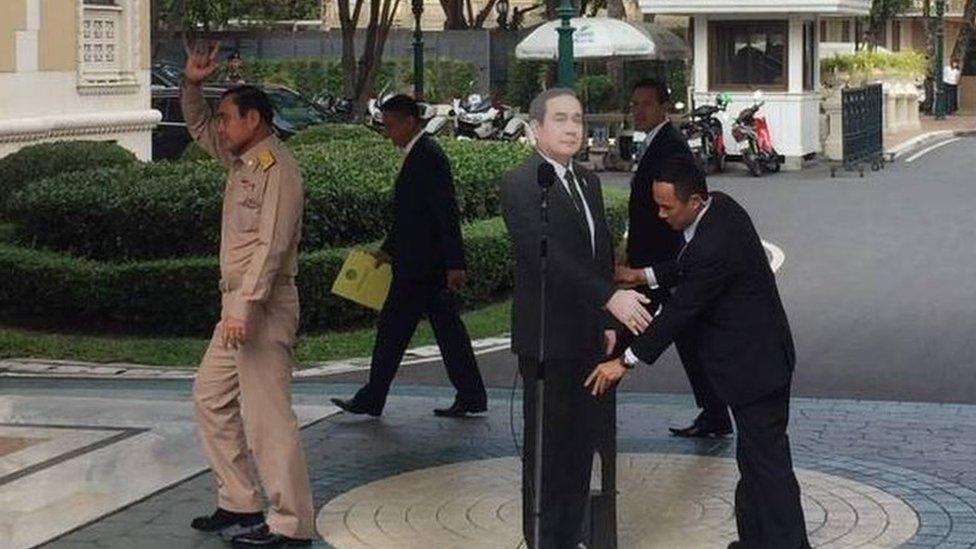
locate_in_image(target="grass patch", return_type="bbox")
[0,299,512,368]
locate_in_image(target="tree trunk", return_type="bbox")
[441,0,469,29]
[950,0,976,63]
[471,0,499,29]
[338,0,364,105]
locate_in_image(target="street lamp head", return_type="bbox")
[412,0,424,16]
[496,0,509,16]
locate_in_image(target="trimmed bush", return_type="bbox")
[8,139,531,260]
[0,140,138,209]
[288,124,384,148]
[0,190,627,335]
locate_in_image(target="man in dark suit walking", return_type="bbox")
[614,78,732,438]
[587,154,810,549]
[502,88,654,548]
[332,95,487,418]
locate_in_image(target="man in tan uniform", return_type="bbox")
[181,42,315,548]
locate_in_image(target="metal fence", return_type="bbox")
[832,83,884,177]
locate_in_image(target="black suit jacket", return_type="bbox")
[627,121,690,271]
[630,192,796,406]
[501,153,615,363]
[381,135,466,283]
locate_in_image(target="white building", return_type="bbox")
[0,0,159,160]
[638,0,872,169]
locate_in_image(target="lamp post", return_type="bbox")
[934,0,946,119]
[412,0,424,99]
[556,0,575,87]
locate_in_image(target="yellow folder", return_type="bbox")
[331,250,393,311]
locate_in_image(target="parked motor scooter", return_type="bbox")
[678,93,730,174]
[731,91,781,176]
[452,93,525,140]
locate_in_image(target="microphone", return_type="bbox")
[537,162,556,189]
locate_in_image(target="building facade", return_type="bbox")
[821,0,976,113]
[0,0,159,160]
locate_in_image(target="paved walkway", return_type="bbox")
[4,379,976,548]
[885,114,976,155]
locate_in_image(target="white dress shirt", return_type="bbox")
[400,130,425,157]
[624,197,712,367]
[944,66,962,86]
[539,152,596,257]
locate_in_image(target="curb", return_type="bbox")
[887,129,976,160]
[0,336,513,381]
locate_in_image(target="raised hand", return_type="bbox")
[183,38,220,85]
[605,289,652,335]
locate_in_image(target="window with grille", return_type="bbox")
[78,0,139,92]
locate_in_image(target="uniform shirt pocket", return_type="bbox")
[231,175,266,233]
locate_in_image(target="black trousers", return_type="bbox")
[354,278,487,413]
[519,357,613,549]
[946,83,959,114]
[731,384,810,549]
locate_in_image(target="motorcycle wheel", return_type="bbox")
[767,149,782,173]
[744,153,762,177]
[715,152,727,173]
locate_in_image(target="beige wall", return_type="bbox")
[39,0,77,71]
[0,0,27,72]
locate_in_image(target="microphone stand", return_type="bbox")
[531,181,550,549]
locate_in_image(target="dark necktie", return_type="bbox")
[564,170,587,219]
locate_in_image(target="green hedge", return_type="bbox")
[287,124,384,148]
[0,190,627,336]
[8,139,532,261]
[0,141,138,210]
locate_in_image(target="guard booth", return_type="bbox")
[637,0,871,170]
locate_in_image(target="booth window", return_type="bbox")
[709,21,788,91]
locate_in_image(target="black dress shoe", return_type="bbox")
[330,397,381,417]
[190,508,265,538]
[433,401,487,417]
[231,524,312,547]
[669,422,733,438]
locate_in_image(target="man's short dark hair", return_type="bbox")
[529,88,579,123]
[221,85,273,126]
[379,94,421,120]
[632,78,670,105]
[654,153,708,202]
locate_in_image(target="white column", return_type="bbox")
[788,17,803,94]
[694,15,708,93]
[15,0,41,72]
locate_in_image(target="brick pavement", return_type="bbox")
[43,385,976,548]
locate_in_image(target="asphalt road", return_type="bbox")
[328,137,976,404]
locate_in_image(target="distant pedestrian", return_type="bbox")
[943,60,961,115]
[331,95,488,419]
[226,51,246,85]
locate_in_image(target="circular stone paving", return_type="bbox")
[317,453,918,548]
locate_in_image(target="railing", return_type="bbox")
[833,83,885,177]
